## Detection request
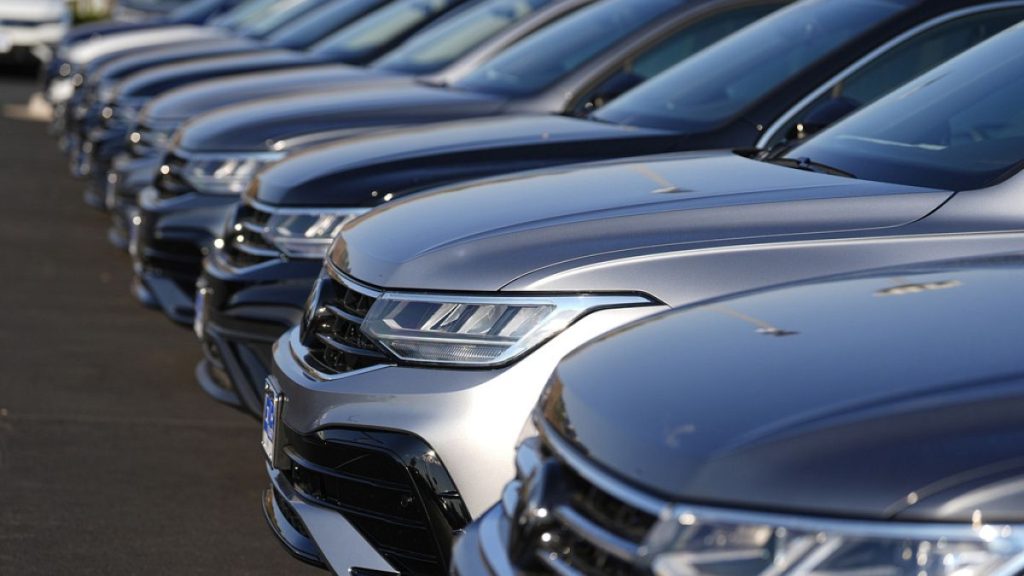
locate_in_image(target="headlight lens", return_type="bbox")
[361,293,652,366]
[181,153,284,195]
[647,506,1024,576]
[257,209,368,259]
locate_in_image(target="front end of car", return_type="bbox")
[262,252,663,574]
[195,198,367,414]
[105,118,180,245]
[458,415,1024,576]
[454,252,1024,576]
[130,147,284,323]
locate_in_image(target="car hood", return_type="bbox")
[546,255,1024,523]
[95,36,262,81]
[116,50,319,98]
[177,84,506,152]
[143,64,401,123]
[68,25,226,64]
[252,114,676,206]
[331,152,952,291]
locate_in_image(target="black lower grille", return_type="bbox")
[282,426,472,576]
[143,238,204,279]
[274,487,311,539]
[299,269,388,374]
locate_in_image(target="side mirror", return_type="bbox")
[787,96,860,141]
[575,71,645,116]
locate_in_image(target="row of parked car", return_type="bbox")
[44,0,1024,574]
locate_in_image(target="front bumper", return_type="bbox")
[196,257,322,416]
[107,153,164,249]
[265,465,397,573]
[130,187,238,324]
[269,303,663,573]
[81,127,131,208]
[451,506,511,576]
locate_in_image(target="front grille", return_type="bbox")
[222,203,280,269]
[508,433,661,576]
[282,426,472,576]
[154,151,194,201]
[299,269,389,375]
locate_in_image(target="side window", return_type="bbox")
[570,3,782,116]
[767,8,1024,146]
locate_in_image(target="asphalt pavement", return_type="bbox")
[0,65,321,575]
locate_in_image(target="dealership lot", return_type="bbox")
[0,68,317,575]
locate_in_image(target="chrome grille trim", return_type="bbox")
[220,201,281,270]
[297,268,390,376]
[541,420,668,517]
[552,505,641,563]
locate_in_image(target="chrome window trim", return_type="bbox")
[756,2,1024,149]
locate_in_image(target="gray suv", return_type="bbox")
[261,21,1024,576]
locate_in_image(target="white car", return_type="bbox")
[48,24,231,103]
[0,0,70,62]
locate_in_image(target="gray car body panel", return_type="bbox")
[330,151,956,291]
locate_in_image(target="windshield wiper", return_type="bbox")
[766,156,856,179]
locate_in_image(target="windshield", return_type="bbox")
[234,0,325,38]
[375,0,551,74]
[451,0,680,96]
[267,0,388,49]
[207,0,280,28]
[169,0,231,23]
[784,23,1024,191]
[312,0,468,63]
[593,0,908,130]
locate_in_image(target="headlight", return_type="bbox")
[237,207,368,259]
[361,292,653,366]
[180,153,284,195]
[646,505,1024,576]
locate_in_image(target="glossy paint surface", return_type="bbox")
[330,151,950,290]
[546,255,1024,522]
[251,114,674,205]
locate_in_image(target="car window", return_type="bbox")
[785,23,1024,191]
[450,0,680,97]
[267,0,388,49]
[766,7,1024,146]
[375,0,551,74]
[209,0,280,27]
[571,2,783,115]
[312,0,465,61]
[235,0,323,38]
[591,0,908,131]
